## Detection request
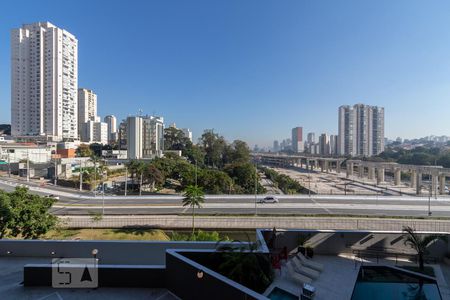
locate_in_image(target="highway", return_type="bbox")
[1,179,449,218]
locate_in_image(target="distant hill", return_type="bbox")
[0,124,11,135]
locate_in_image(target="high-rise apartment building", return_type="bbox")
[307,133,315,144]
[338,104,384,156]
[126,115,164,159]
[330,134,338,155]
[291,127,304,153]
[78,88,97,134]
[104,115,118,143]
[127,116,144,159]
[142,116,164,158]
[319,133,330,155]
[181,128,193,142]
[11,22,78,140]
[273,140,279,152]
[80,120,108,144]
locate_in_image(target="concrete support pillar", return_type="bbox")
[440,175,446,195]
[306,160,309,171]
[368,167,375,180]
[300,159,303,169]
[377,168,385,185]
[394,168,401,186]
[346,162,354,178]
[410,170,417,188]
[432,174,438,197]
[325,161,329,173]
[359,165,364,178]
[336,162,341,174]
[320,161,324,172]
[416,172,422,195]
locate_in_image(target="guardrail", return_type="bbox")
[59,215,450,233]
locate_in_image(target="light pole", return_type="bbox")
[102,170,106,215]
[428,184,432,216]
[254,162,258,216]
[79,159,83,191]
[54,155,57,186]
[124,166,128,196]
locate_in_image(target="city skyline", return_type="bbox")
[2,1,450,146]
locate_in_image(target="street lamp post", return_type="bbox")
[79,160,83,191]
[428,185,432,216]
[124,167,128,196]
[254,162,258,216]
[124,166,128,196]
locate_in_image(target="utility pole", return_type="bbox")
[254,162,258,216]
[124,167,128,196]
[428,184,432,216]
[79,159,83,191]
[54,155,57,186]
[26,150,30,182]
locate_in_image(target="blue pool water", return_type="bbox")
[268,287,298,300]
[351,266,442,300]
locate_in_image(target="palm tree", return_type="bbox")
[182,185,204,235]
[402,226,447,271]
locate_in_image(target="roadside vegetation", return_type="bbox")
[260,166,307,194]
[43,228,233,241]
[76,128,266,194]
[0,187,57,239]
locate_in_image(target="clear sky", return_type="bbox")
[1,0,450,147]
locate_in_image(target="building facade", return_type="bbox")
[319,133,330,155]
[78,88,97,134]
[181,128,193,142]
[104,115,118,144]
[338,104,384,157]
[291,127,304,153]
[80,120,108,144]
[11,22,78,140]
[126,115,164,159]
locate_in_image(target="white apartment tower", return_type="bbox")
[338,104,384,157]
[11,22,78,140]
[127,116,144,159]
[78,88,97,134]
[104,115,118,143]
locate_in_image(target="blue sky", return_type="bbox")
[1,0,450,147]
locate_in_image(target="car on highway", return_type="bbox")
[258,196,279,203]
[46,194,60,200]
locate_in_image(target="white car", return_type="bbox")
[259,196,279,203]
[46,194,60,200]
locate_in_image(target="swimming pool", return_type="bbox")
[267,287,298,300]
[351,266,442,300]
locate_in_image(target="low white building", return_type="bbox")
[0,144,52,163]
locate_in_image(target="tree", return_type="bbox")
[144,164,164,192]
[223,140,250,164]
[76,144,93,157]
[200,130,227,168]
[402,226,447,271]
[89,143,103,157]
[0,191,12,239]
[224,162,265,194]
[7,187,57,239]
[164,127,192,151]
[182,185,205,235]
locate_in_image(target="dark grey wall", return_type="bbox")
[0,240,218,265]
[165,251,267,300]
[24,264,165,287]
